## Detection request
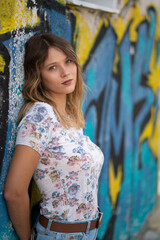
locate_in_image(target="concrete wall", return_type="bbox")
[0,0,160,239]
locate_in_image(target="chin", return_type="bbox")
[66,86,76,94]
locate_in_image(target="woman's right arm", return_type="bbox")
[4,145,40,240]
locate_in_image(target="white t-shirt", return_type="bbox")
[16,102,104,221]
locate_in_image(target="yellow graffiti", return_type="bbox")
[129,2,146,42]
[109,160,122,209]
[124,0,128,4]
[111,3,145,44]
[141,103,160,159]
[0,0,158,217]
[71,7,108,66]
[112,2,160,162]
[0,55,5,72]
[111,16,128,45]
[30,180,41,213]
[111,14,130,73]
[149,110,160,158]
[140,52,160,157]
[68,2,160,210]
[139,5,160,158]
[139,107,159,157]
[148,4,160,40]
[148,56,160,94]
[0,0,40,35]
[112,3,146,73]
[56,0,66,5]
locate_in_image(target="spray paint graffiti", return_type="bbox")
[0,43,10,172]
[0,0,160,239]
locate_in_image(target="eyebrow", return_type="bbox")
[45,57,69,68]
[45,62,56,68]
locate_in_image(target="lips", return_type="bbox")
[62,79,73,85]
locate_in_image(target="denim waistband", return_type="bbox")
[36,208,102,237]
[41,208,100,225]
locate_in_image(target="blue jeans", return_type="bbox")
[31,212,99,240]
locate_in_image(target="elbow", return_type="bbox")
[4,186,25,203]
[4,189,17,203]
[4,190,15,202]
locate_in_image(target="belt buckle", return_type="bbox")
[97,211,103,228]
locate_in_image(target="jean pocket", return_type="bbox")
[90,228,98,240]
[36,232,57,240]
[63,232,84,239]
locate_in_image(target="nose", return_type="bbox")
[60,65,69,77]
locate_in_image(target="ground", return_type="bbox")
[134,164,160,240]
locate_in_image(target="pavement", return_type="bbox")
[134,165,160,240]
[137,196,160,240]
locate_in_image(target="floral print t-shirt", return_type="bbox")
[16,102,104,221]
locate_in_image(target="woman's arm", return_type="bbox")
[4,145,40,240]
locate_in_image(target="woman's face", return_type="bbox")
[41,47,77,99]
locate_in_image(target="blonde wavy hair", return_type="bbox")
[18,33,85,129]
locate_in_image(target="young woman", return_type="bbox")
[4,33,104,240]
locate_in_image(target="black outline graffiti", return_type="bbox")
[0,42,10,173]
[0,1,159,239]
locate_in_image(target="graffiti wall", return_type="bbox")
[0,0,160,239]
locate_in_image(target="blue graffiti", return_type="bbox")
[83,8,158,240]
[0,3,159,240]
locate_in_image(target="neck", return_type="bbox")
[51,93,67,115]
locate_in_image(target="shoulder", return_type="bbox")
[16,102,57,154]
[18,102,58,127]
[27,102,53,115]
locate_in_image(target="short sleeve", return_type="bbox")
[16,102,56,156]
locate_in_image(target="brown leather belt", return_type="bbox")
[39,212,103,233]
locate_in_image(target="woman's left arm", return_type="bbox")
[4,145,40,240]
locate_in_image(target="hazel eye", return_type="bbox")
[49,65,56,71]
[66,59,72,64]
